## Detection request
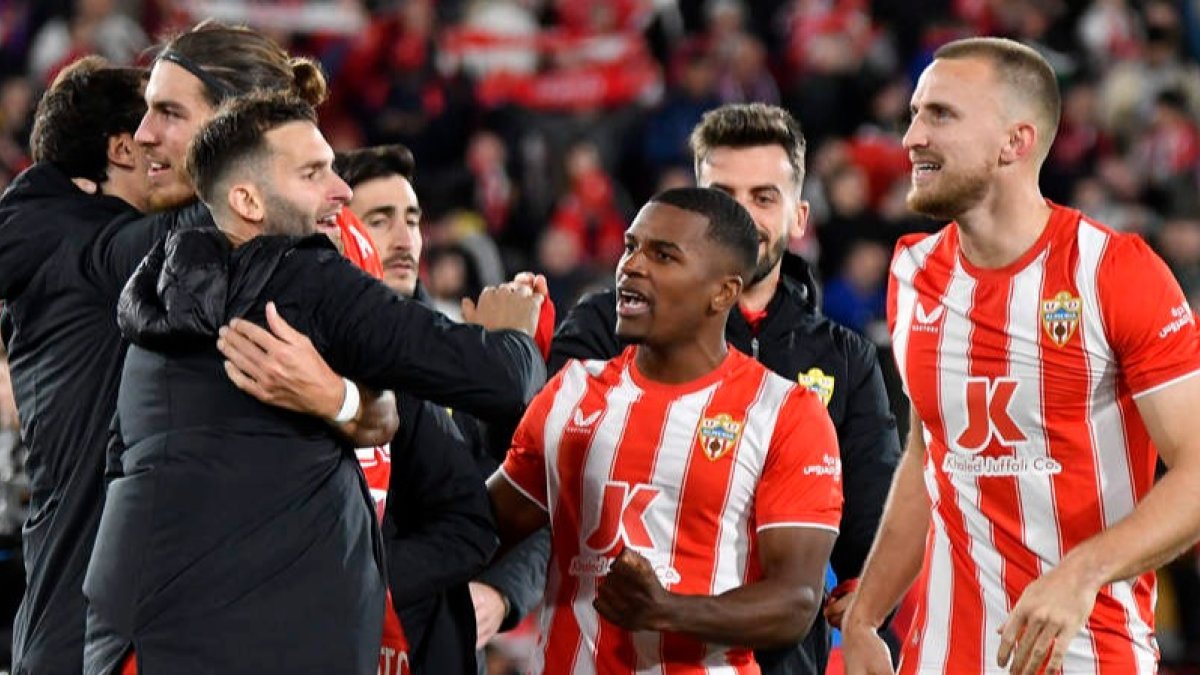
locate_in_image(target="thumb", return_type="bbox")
[265,301,301,343]
[461,296,477,323]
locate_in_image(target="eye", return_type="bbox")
[367,216,389,229]
[651,249,673,262]
[623,241,636,254]
[754,193,778,207]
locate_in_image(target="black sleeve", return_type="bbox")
[548,290,622,376]
[93,202,214,292]
[830,336,901,582]
[385,395,499,607]
[304,250,546,423]
[474,527,550,632]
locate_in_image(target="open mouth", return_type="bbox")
[315,212,338,231]
[617,288,650,316]
[147,161,171,179]
[912,161,942,182]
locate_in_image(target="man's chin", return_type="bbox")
[146,185,198,213]
[614,320,646,345]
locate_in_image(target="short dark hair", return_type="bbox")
[651,187,758,277]
[186,92,317,205]
[689,103,807,190]
[29,56,146,184]
[934,37,1061,161]
[334,144,415,189]
[154,20,327,107]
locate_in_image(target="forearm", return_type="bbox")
[476,527,551,630]
[654,577,823,648]
[1056,461,1200,589]
[845,443,930,629]
[333,388,397,447]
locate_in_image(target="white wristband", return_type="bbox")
[331,377,361,424]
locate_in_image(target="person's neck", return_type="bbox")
[634,332,728,385]
[100,168,149,213]
[219,219,258,248]
[955,178,1053,270]
[739,264,780,313]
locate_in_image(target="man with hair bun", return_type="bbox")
[87,91,544,675]
[1,22,395,675]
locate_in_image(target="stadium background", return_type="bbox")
[2,0,1200,672]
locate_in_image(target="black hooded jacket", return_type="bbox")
[0,163,207,675]
[549,254,901,675]
[84,228,544,675]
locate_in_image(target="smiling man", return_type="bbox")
[489,187,843,674]
[842,37,1200,675]
[86,93,545,675]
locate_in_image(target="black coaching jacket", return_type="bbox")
[548,254,901,675]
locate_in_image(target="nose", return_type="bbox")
[134,112,157,147]
[392,221,415,251]
[617,245,645,279]
[330,175,353,206]
[902,116,926,151]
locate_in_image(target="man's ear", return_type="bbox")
[999,121,1038,165]
[710,273,744,314]
[228,182,265,223]
[107,133,138,171]
[790,198,811,243]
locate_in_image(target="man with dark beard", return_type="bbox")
[842,38,1200,675]
[0,25,402,675]
[549,103,900,674]
[86,93,544,675]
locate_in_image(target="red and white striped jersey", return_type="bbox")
[501,346,842,675]
[888,204,1200,674]
[356,444,391,523]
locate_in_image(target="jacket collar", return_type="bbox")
[117,227,335,349]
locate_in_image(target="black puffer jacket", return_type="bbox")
[85,228,545,675]
[549,254,900,675]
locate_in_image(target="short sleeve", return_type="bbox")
[754,387,843,533]
[1098,234,1200,397]
[499,372,568,512]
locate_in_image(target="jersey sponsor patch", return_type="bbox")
[696,413,743,461]
[797,367,835,406]
[1041,290,1082,347]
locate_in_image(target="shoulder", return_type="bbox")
[890,225,953,277]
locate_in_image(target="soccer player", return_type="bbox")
[550,103,901,673]
[489,187,844,673]
[841,37,1200,675]
[86,92,544,675]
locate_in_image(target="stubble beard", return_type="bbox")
[261,186,316,238]
[906,161,993,221]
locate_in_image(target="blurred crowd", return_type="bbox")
[2,0,1200,328]
[4,0,1200,671]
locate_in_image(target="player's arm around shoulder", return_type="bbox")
[593,384,842,648]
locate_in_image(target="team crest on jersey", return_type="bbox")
[696,414,744,461]
[1041,291,1082,347]
[797,368,835,406]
